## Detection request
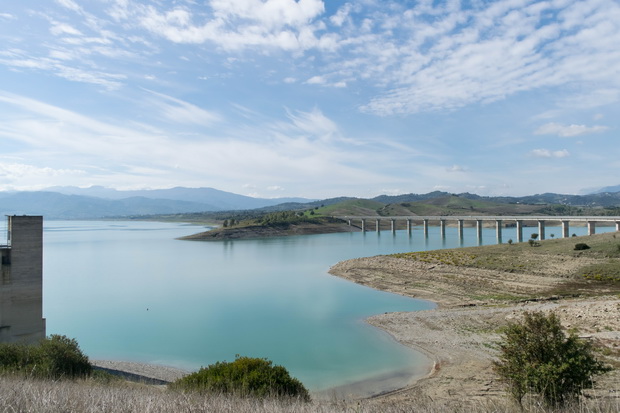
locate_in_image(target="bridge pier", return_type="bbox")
[496,220,502,243]
[391,219,396,234]
[406,219,412,235]
[423,219,429,238]
[617,221,620,232]
[376,219,380,232]
[588,221,596,235]
[457,219,464,239]
[476,220,483,243]
[516,220,523,243]
[361,219,366,232]
[562,220,570,238]
[440,219,446,239]
[538,220,546,240]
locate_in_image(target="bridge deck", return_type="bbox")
[335,215,620,222]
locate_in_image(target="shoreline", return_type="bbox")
[327,247,620,408]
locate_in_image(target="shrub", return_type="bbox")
[574,243,591,251]
[0,335,91,379]
[35,335,92,378]
[493,311,610,407]
[171,356,310,401]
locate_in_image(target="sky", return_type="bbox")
[0,0,619,199]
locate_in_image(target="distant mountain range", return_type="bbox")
[0,186,618,220]
[0,187,315,219]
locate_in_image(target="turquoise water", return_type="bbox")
[42,221,612,391]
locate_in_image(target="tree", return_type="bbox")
[493,311,610,407]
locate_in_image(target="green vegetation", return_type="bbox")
[493,312,610,407]
[581,261,620,283]
[256,210,320,226]
[574,243,591,250]
[0,335,91,379]
[392,232,620,289]
[171,356,310,401]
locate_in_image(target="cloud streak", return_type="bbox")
[534,122,609,137]
[529,149,570,158]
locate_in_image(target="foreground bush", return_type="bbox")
[171,356,310,401]
[0,334,91,379]
[493,311,610,407]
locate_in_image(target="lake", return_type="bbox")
[41,220,610,394]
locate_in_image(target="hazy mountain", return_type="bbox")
[45,186,313,210]
[590,184,620,194]
[0,187,316,219]
[0,191,217,220]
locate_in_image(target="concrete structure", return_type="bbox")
[0,216,46,343]
[339,215,620,242]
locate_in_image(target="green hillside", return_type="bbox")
[313,199,386,216]
[314,195,550,217]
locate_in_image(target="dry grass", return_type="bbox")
[1,375,619,413]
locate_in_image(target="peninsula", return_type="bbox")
[329,231,620,409]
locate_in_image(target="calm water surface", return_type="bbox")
[42,221,609,392]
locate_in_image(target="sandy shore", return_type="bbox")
[328,252,620,408]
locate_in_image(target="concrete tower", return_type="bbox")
[0,216,46,343]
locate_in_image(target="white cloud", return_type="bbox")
[306,75,325,85]
[284,108,339,141]
[0,162,85,190]
[529,149,570,158]
[0,47,125,90]
[305,75,346,88]
[135,0,327,51]
[267,185,284,192]
[0,91,392,197]
[143,89,221,126]
[446,164,467,172]
[356,0,620,115]
[6,0,619,117]
[330,3,352,27]
[50,23,83,36]
[55,0,81,12]
[534,122,609,137]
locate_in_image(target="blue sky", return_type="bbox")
[0,0,618,199]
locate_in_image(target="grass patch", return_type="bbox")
[393,232,620,280]
[581,261,620,283]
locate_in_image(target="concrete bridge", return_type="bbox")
[334,215,620,243]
